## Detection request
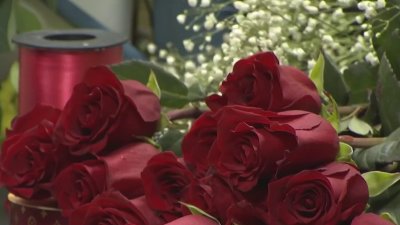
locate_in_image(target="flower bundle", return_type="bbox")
[0,52,394,225]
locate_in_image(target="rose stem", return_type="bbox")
[167,107,205,121]
[338,104,368,116]
[339,135,386,148]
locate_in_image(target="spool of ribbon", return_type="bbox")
[13,29,126,115]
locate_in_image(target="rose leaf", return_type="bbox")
[348,116,373,136]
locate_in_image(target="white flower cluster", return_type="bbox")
[149,0,386,87]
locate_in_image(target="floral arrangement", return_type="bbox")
[150,0,391,89]
[0,51,395,225]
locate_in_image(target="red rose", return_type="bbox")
[53,142,159,215]
[141,152,194,221]
[206,52,321,113]
[351,213,395,225]
[182,175,242,224]
[226,201,268,225]
[0,105,61,199]
[69,192,163,225]
[182,111,217,175]
[208,105,338,192]
[55,66,160,155]
[165,215,218,225]
[267,162,368,225]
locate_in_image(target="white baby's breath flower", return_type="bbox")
[376,0,386,9]
[185,61,196,70]
[205,35,212,42]
[146,43,157,54]
[233,1,250,12]
[248,36,257,44]
[357,2,367,11]
[322,35,334,43]
[197,54,206,63]
[200,0,211,7]
[216,22,225,30]
[204,13,217,30]
[307,59,316,70]
[319,1,329,9]
[355,15,364,24]
[166,56,175,65]
[187,0,197,7]
[365,52,379,65]
[304,5,319,14]
[193,25,200,32]
[183,39,195,52]
[213,54,222,63]
[159,49,167,58]
[176,14,186,24]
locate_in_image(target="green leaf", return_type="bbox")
[111,60,189,108]
[380,212,397,224]
[0,71,17,135]
[322,51,348,105]
[363,171,400,197]
[343,62,378,104]
[353,141,400,170]
[336,142,355,164]
[348,116,373,136]
[146,70,161,98]
[0,0,14,52]
[320,92,340,132]
[371,5,400,78]
[375,54,400,135]
[180,202,221,225]
[352,128,400,170]
[157,129,185,156]
[367,180,400,225]
[16,0,71,32]
[310,52,324,94]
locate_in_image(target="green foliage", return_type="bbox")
[348,116,373,136]
[111,60,189,108]
[336,142,355,164]
[365,170,400,224]
[157,129,185,156]
[322,52,349,105]
[310,52,324,94]
[0,62,18,137]
[371,4,400,78]
[363,171,400,197]
[146,70,161,99]
[0,0,15,52]
[343,62,378,104]
[352,127,400,171]
[310,54,340,132]
[376,54,400,135]
[16,0,71,32]
[320,92,340,132]
[180,202,221,225]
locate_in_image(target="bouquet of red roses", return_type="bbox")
[0,52,393,225]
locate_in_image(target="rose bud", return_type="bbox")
[267,162,368,225]
[69,192,163,225]
[141,152,194,222]
[53,142,159,215]
[351,213,395,225]
[54,66,160,155]
[208,105,338,192]
[181,111,217,175]
[0,105,61,199]
[206,52,321,113]
[165,215,218,225]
